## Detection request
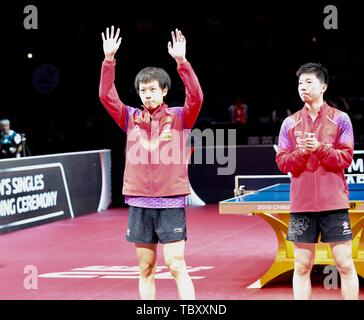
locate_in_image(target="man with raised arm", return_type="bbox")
[99,26,203,300]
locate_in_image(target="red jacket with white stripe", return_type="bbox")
[99,60,203,197]
[276,102,354,212]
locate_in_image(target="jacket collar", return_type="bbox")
[302,101,329,117]
[140,103,172,121]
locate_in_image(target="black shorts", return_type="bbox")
[126,206,187,244]
[286,209,352,243]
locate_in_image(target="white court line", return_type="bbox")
[0,211,64,229]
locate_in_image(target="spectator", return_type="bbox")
[228,96,248,144]
[228,96,248,125]
[0,119,22,159]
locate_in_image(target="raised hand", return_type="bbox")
[167,28,187,64]
[101,26,122,61]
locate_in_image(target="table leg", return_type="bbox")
[247,213,294,288]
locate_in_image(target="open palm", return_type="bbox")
[168,29,186,62]
[102,26,122,60]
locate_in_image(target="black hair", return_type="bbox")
[134,67,171,92]
[296,63,329,84]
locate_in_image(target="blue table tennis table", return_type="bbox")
[219,183,364,288]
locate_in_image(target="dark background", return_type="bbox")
[2,0,364,204]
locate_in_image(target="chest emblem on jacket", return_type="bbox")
[294,131,304,149]
[159,117,173,141]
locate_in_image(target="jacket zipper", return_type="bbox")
[311,115,318,211]
[314,170,318,211]
[149,120,152,195]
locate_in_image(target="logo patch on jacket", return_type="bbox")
[325,136,335,146]
[160,131,172,141]
[160,119,173,141]
[294,131,304,148]
[160,115,173,126]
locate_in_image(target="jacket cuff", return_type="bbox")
[176,59,190,70]
[103,59,116,65]
[297,148,310,161]
[313,143,326,158]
